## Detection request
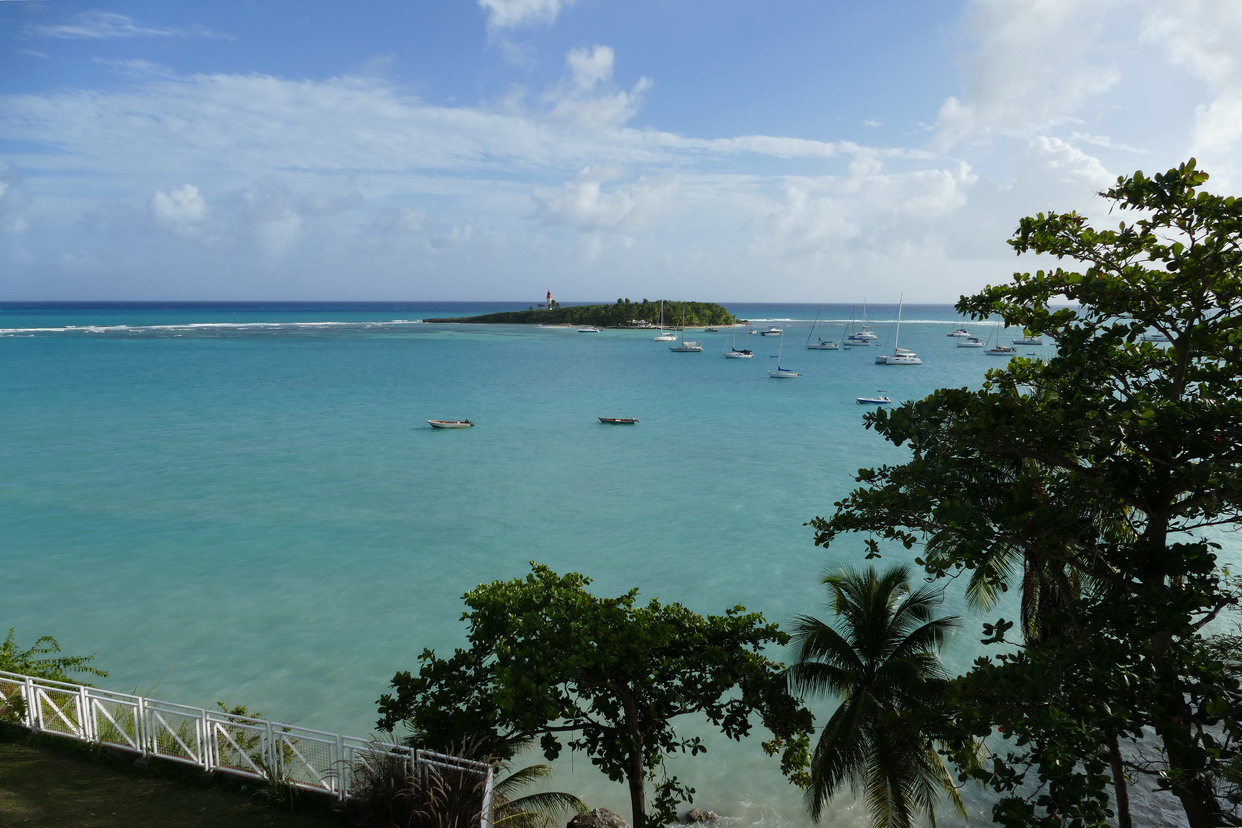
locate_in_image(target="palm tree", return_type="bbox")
[491,760,588,828]
[787,564,965,827]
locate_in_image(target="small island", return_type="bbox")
[423,298,740,328]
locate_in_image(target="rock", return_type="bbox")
[568,808,628,828]
[682,809,719,823]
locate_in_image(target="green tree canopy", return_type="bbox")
[810,160,1242,827]
[377,564,813,828]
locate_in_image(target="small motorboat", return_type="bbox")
[428,419,474,429]
[759,326,784,336]
[578,326,602,333]
[599,417,639,424]
[705,327,719,332]
[947,328,971,337]
[856,392,892,404]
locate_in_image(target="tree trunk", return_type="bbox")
[619,688,648,828]
[626,753,647,828]
[1150,630,1221,828]
[1105,733,1131,828]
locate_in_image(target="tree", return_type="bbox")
[0,628,107,725]
[809,160,1242,826]
[377,564,813,828]
[786,565,967,827]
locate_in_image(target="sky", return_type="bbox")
[2,0,1241,303]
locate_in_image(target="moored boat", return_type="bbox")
[875,297,922,365]
[598,417,639,424]
[669,338,703,352]
[428,419,474,429]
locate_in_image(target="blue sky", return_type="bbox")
[2,0,1239,302]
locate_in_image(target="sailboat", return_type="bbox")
[806,307,840,350]
[653,300,677,341]
[768,333,801,377]
[725,326,754,358]
[668,313,703,352]
[847,300,878,344]
[985,322,1017,356]
[875,296,922,365]
[1012,329,1044,345]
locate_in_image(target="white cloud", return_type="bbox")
[762,185,863,257]
[31,11,214,40]
[543,46,652,131]
[478,0,578,33]
[1068,132,1147,153]
[0,160,31,234]
[532,166,678,232]
[935,0,1123,147]
[1142,0,1242,168]
[150,183,209,238]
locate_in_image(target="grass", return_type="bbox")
[0,728,349,828]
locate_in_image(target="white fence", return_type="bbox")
[0,669,493,825]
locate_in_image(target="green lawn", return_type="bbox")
[0,732,349,828]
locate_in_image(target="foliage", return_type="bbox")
[0,628,106,683]
[787,565,968,827]
[343,747,484,828]
[490,756,588,828]
[423,299,739,327]
[0,629,107,724]
[809,160,1242,827]
[377,563,813,828]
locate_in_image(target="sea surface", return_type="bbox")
[0,301,1205,827]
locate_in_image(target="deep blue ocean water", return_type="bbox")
[1,301,1206,826]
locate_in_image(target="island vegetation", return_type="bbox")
[422,298,739,327]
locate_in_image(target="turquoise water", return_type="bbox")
[0,301,1193,826]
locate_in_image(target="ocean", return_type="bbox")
[0,301,1199,827]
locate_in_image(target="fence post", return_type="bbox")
[79,685,94,742]
[21,676,36,730]
[480,765,495,828]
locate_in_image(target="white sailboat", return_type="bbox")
[669,313,703,352]
[769,333,801,377]
[984,322,1017,355]
[849,300,878,342]
[653,300,676,341]
[875,296,922,365]
[725,326,754,358]
[806,307,840,350]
